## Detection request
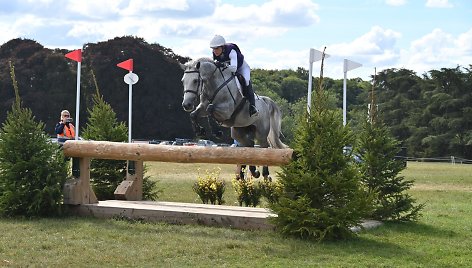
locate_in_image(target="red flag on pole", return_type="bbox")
[65,49,82,62]
[117,59,133,72]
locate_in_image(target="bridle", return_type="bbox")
[183,70,203,97]
[183,62,247,125]
[183,64,237,105]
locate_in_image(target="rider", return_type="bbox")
[210,35,258,117]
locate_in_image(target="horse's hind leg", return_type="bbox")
[262,166,271,181]
[236,164,246,180]
[249,165,260,178]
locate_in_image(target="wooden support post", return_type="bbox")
[63,157,98,205]
[114,160,144,200]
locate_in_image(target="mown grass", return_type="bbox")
[1,162,471,267]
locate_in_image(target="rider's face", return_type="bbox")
[212,46,223,56]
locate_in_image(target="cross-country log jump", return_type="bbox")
[62,140,293,166]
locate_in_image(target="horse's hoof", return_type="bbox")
[264,176,272,182]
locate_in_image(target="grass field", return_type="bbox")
[1,162,471,267]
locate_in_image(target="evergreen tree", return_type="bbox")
[356,73,424,221]
[82,71,159,200]
[270,53,373,241]
[0,61,67,217]
[81,82,128,199]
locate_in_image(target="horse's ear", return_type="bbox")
[196,61,201,69]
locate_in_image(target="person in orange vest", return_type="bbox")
[55,110,75,143]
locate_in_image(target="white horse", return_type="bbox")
[181,58,287,179]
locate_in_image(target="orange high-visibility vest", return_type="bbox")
[57,124,75,139]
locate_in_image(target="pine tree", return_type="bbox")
[0,61,67,217]
[82,71,159,200]
[356,73,424,221]
[269,52,373,241]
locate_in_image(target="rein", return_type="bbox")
[208,71,236,104]
[184,62,245,124]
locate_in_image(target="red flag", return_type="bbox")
[117,59,133,72]
[65,49,82,62]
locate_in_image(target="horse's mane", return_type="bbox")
[186,57,213,68]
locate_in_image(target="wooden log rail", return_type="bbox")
[62,140,293,205]
[63,140,293,166]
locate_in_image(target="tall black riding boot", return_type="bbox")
[246,82,258,117]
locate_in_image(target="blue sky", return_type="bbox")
[0,0,470,80]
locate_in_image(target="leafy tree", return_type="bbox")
[0,62,67,217]
[82,73,159,200]
[376,68,424,143]
[356,78,424,221]
[270,55,373,241]
[418,67,472,158]
[280,75,306,103]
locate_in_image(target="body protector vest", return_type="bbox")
[213,43,244,69]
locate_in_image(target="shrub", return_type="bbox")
[356,91,424,221]
[232,169,262,207]
[259,177,283,204]
[269,54,374,241]
[0,62,68,217]
[193,168,225,205]
[82,72,159,200]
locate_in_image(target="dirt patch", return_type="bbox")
[412,184,472,192]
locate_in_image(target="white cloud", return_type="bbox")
[66,0,123,20]
[455,28,472,55]
[121,0,217,17]
[385,0,407,6]
[328,26,401,62]
[425,0,453,8]
[399,28,472,76]
[214,0,319,27]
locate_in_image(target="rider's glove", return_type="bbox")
[214,61,226,68]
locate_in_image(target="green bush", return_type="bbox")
[356,100,424,221]
[82,74,158,200]
[259,177,282,204]
[193,168,225,205]
[270,62,374,241]
[0,62,67,217]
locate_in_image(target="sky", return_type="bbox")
[0,0,471,80]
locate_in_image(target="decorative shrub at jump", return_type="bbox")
[193,168,225,205]
[232,175,262,207]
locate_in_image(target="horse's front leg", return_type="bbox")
[262,166,271,181]
[190,103,209,137]
[190,111,205,136]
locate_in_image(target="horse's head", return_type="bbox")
[181,58,217,112]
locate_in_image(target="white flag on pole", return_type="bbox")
[344,59,362,72]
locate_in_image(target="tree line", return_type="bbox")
[0,37,470,158]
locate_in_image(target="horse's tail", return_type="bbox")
[263,97,288,149]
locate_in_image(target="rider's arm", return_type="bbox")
[55,122,65,134]
[227,50,238,73]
